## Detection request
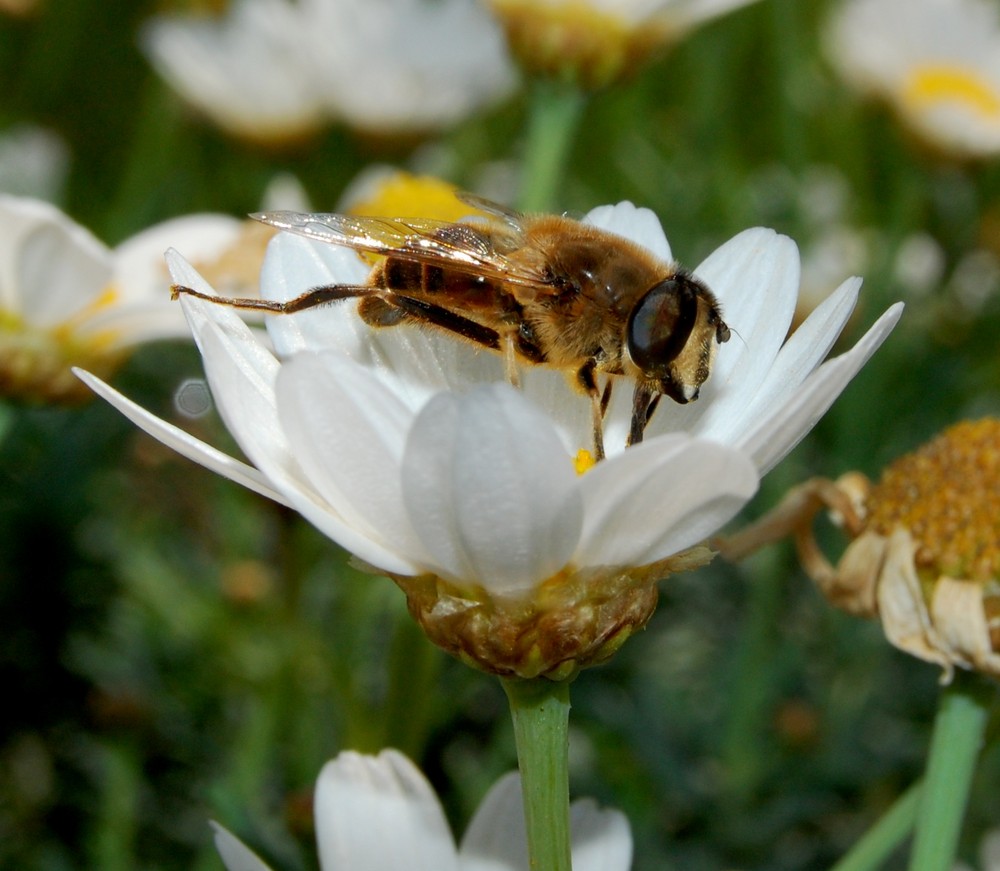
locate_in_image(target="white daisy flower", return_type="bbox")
[827,0,1000,157]
[141,0,517,142]
[486,0,763,87]
[78,201,901,676]
[212,749,632,871]
[0,195,243,403]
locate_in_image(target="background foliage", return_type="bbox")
[1,1,999,869]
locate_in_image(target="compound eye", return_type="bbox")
[626,277,698,375]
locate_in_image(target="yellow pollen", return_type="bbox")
[903,64,1000,120]
[347,173,482,222]
[574,448,597,475]
[865,419,1000,582]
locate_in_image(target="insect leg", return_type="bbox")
[502,333,522,389]
[627,382,657,448]
[171,283,375,312]
[577,361,606,461]
[381,294,502,351]
[173,282,507,356]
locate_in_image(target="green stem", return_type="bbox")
[908,673,993,871]
[502,677,573,871]
[517,80,587,213]
[830,781,922,871]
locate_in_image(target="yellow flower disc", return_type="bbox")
[865,418,1000,583]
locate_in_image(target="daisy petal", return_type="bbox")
[690,228,800,413]
[74,368,289,506]
[714,276,862,444]
[402,384,583,596]
[569,798,633,871]
[198,324,421,576]
[638,228,800,442]
[113,213,243,305]
[576,435,758,566]
[3,198,111,325]
[740,302,904,474]
[459,772,633,871]
[210,823,275,871]
[314,750,460,871]
[459,772,528,870]
[275,352,431,566]
[260,232,371,358]
[583,201,672,261]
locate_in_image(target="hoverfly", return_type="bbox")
[173,194,730,459]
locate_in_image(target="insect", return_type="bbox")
[172,194,731,459]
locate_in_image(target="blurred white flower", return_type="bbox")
[827,0,1000,156]
[213,749,631,871]
[0,125,69,201]
[487,0,763,87]
[0,195,243,403]
[79,198,901,674]
[141,0,517,142]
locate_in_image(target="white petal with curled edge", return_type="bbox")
[276,351,433,566]
[705,276,861,447]
[74,368,290,506]
[575,434,758,567]
[314,750,460,871]
[210,823,275,871]
[739,302,904,475]
[583,201,673,262]
[402,384,583,596]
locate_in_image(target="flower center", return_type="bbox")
[903,64,1000,121]
[487,0,668,88]
[347,172,479,222]
[865,418,1000,582]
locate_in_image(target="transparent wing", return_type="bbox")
[251,209,545,288]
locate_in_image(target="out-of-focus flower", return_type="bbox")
[0,195,247,403]
[486,0,763,88]
[213,749,632,871]
[79,197,900,677]
[141,0,517,143]
[0,125,69,201]
[722,419,1000,682]
[827,0,1000,157]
